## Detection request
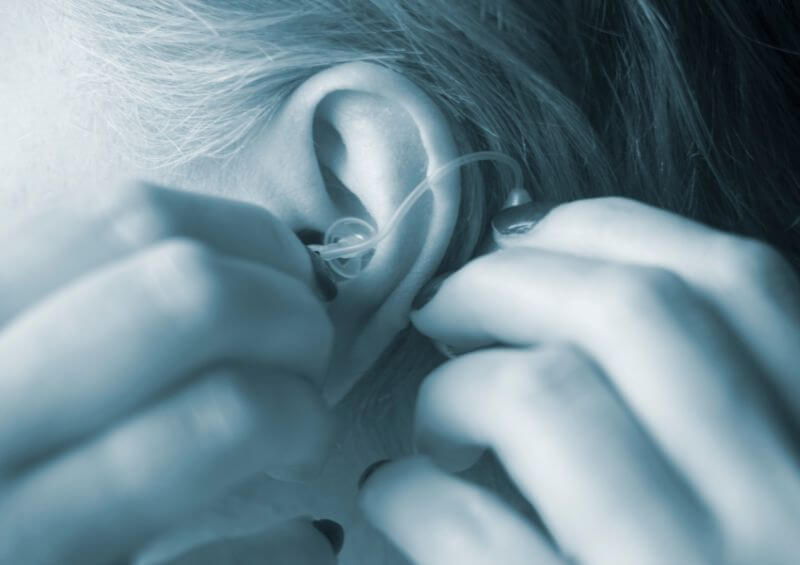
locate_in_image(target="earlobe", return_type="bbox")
[243,62,461,402]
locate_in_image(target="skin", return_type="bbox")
[2,3,458,564]
[362,197,800,564]
[4,2,800,564]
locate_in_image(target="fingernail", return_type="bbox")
[491,201,559,237]
[358,459,391,490]
[311,519,345,554]
[502,188,532,208]
[411,272,452,311]
[307,249,338,302]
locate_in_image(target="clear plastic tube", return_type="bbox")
[307,151,523,279]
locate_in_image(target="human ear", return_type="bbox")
[240,62,461,402]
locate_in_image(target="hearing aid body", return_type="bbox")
[307,151,523,279]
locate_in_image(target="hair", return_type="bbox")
[62,0,800,269]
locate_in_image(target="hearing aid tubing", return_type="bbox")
[307,151,523,279]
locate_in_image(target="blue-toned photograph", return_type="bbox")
[2,1,799,563]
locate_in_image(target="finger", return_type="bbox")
[0,239,332,468]
[0,367,333,565]
[493,197,800,419]
[359,456,563,565]
[416,345,718,564]
[160,518,340,565]
[0,182,315,326]
[411,248,800,547]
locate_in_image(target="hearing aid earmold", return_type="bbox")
[306,151,524,280]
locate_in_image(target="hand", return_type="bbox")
[359,197,800,564]
[0,183,338,564]
[156,518,343,565]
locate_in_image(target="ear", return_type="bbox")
[240,62,461,402]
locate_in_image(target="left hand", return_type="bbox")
[359,197,800,564]
[151,518,342,565]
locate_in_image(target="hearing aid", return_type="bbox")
[306,151,524,280]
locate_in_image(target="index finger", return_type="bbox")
[411,247,800,544]
[158,519,341,565]
[0,182,316,325]
[492,196,800,419]
[0,368,334,565]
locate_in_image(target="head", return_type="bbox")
[4,0,799,402]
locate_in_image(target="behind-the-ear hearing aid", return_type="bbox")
[306,151,523,280]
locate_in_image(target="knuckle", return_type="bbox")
[141,239,228,325]
[98,370,258,503]
[486,350,546,400]
[716,235,796,291]
[98,428,159,506]
[184,370,260,447]
[478,347,626,454]
[466,346,601,420]
[518,345,605,413]
[528,343,593,385]
[207,370,332,460]
[259,208,294,250]
[593,264,689,319]
[273,377,334,473]
[106,182,180,248]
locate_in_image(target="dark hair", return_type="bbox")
[545,1,800,266]
[68,0,800,266]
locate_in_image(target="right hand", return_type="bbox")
[0,182,337,564]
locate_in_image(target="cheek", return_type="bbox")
[0,3,135,215]
[0,113,132,217]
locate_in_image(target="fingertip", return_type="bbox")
[358,459,392,490]
[413,426,486,473]
[357,456,452,509]
[357,456,426,517]
[412,357,492,472]
[359,457,561,565]
[259,374,337,482]
[356,457,438,564]
[161,517,342,565]
[407,307,432,335]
